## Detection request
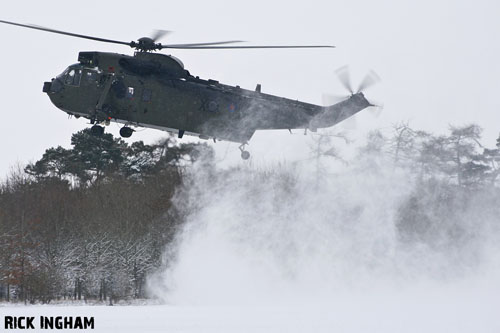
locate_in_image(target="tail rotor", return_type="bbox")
[323,66,383,129]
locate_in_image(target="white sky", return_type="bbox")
[1,0,500,175]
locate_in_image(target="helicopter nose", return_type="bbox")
[43,81,52,93]
[43,78,63,93]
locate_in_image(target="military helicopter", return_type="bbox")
[0,19,379,160]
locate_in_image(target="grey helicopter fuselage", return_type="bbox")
[43,51,371,144]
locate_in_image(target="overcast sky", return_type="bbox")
[1,0,499,175]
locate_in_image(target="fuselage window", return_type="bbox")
[126,87,135,99]
[65,69,82,86]
[142,89,152,102]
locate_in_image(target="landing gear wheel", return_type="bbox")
[120,127,133,138]
[240,151,250,160]
[90,125,104,136]
[239,143,250,160]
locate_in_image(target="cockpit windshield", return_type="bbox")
[57,65,82,86]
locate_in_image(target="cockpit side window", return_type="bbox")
[84,70,99,84]
[64,68,82,86]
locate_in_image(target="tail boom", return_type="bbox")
[309,92,371,130]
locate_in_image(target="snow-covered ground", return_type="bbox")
[1,291,499,333]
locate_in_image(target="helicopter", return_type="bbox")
[0,19,379,160]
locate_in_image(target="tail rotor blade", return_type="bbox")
[367,100,384,118]
[335,65,353,94]
[357,70,381,93]
[373,108,383,118]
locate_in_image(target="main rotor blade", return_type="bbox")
[151,29,171,42]
[160,40,245,48]
[0,19,131,47]
[161,44,335,49]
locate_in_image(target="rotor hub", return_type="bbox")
[131,37,162,52]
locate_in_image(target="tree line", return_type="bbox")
[0,129,212,304]
[0,123,499,303]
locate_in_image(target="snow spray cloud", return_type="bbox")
[149,141,500,307]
